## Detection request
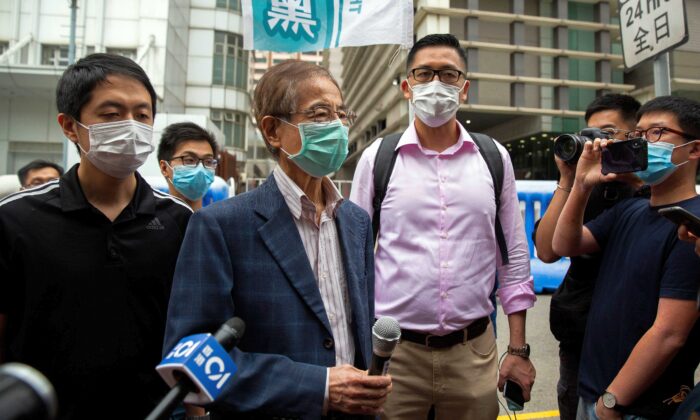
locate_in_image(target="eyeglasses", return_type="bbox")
[25,178,59,188]
[170,155,218,169]
[288,105,356,126]
[625,127,697,143]
[409,67,465,84]
[598,128,631,140]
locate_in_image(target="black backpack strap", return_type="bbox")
[372,133,403,243]
[470,132,509,264]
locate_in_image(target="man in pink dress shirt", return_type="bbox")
[350,34,536,419]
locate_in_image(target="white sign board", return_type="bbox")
[619,0,689,69]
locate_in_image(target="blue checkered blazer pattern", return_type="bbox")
[163,174,375,418]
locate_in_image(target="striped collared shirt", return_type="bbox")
[273,166,355,367]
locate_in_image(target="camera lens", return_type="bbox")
[554,134,588,163]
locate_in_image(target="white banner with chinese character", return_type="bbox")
[619,0,688,69]
[242,0,413,52]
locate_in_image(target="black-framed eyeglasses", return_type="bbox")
[288,105,356,126]
[625,127,697,143]
[170,155,218,169]
[409,67,465,84]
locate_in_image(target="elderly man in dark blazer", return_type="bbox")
[163,61,391,419]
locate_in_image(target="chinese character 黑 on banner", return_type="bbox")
[242,0,413,52]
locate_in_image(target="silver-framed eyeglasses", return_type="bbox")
[288,105,356,126]
[597,128,631,140]
[409,67,465,84]
[170,155,218,169]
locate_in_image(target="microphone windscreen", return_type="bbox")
[372,316,401,357]
[214,317,246,351]
[0,363,58,420]
[225,317,245,340]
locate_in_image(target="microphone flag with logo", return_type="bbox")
[155,317,245,405]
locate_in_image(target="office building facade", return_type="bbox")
[0,0,249,178]
[334,0,700,180]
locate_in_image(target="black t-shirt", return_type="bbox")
[0,165,192,420]
[546,182,644,350]
[579,195,700,419]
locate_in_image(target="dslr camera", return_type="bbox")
[553,127,612,164]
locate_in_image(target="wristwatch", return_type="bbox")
[602,391,626,412]
[506,343,530,359]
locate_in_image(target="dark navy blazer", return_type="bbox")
[163,175,375,418]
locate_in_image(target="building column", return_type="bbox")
[595,1,612,96]
[553,0,569,110]
[466,0,479,104]
[510,0,525,107]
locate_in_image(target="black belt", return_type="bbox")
[400,316,490,349]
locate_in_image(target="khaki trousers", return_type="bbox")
[381,322,499,420]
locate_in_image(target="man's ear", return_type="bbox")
[688,140,700,161]
[460,80,470,103]
[57,113,80,143]
[260,116,282,150]
[159,160,170,178]
[401,79,411,101]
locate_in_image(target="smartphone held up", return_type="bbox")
[601,137,648,175]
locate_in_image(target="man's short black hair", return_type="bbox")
[584,93,641,125]
[17,160,64,186]
[636,95,700,141]
[406,33,468,73]
[157,122,219,162]
[56,53,157,121]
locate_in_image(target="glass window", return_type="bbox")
[106,48,137,60]
[213,31,248,89]
[216,0,241,13]
[211,109,246,150]
[0,41,8,54]
[41,44,69,66]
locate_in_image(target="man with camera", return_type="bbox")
[534,94,644,420]
[552,95,700,419]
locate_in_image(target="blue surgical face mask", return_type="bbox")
[634,141,691,185]
[168,163,215,201]
[280,119,349,178]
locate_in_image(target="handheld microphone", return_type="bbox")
[368,316,401,376]
[0,363,58,420]
[146,317,245,420]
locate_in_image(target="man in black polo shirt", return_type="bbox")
[534,94,644,420]
[553,95,700,419]
[0,54,192,419]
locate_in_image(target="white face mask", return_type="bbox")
[76,119,154,179]
[408,80,464,128]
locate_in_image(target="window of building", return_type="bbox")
[41,44,69,66]
[213,32,248,89]
[211,109,246,150]
[106,47,137,60]
[377,119,387,133]
[216,0,241,13]
[0,41,8,55]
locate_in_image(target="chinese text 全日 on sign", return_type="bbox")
[619,0,688,69]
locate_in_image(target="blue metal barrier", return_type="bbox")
[515,180,570,294]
